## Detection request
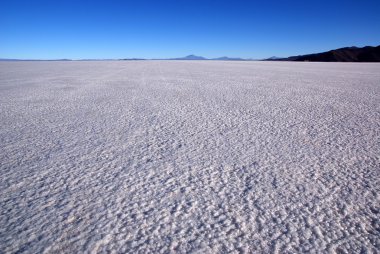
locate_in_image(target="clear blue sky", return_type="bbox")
[1,0,379,59]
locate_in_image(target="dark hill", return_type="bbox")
[270,45,380,62]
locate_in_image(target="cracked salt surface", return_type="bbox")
[0,61,379,253]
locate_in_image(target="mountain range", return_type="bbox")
[268,45,380,62]
[168,55,250,61]
[2,45,380,62]
[123,46,380,62]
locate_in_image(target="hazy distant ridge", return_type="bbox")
[2,45,380,61]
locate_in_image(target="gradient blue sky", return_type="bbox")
[1,0,379,59]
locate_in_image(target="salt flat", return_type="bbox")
[0,61,379,253]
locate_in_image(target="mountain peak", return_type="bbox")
[179,55,207,60]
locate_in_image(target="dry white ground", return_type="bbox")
[0,61,379,253]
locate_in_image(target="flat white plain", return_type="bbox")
[0,61,379,253]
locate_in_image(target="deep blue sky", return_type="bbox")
[1,0,379,59]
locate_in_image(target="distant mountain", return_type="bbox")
[0,55,257,62]
[171,55,208,60]
[212,56,246,61]
[268,45,380,62]
[0,58,72,61]
[1,54,256,62]
[5,46,380,62]
[266,56,283,60]
[0,58,21,61]
[119,58,146,61]
[167,55,255,61]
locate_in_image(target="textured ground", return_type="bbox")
[0,61,379,253]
